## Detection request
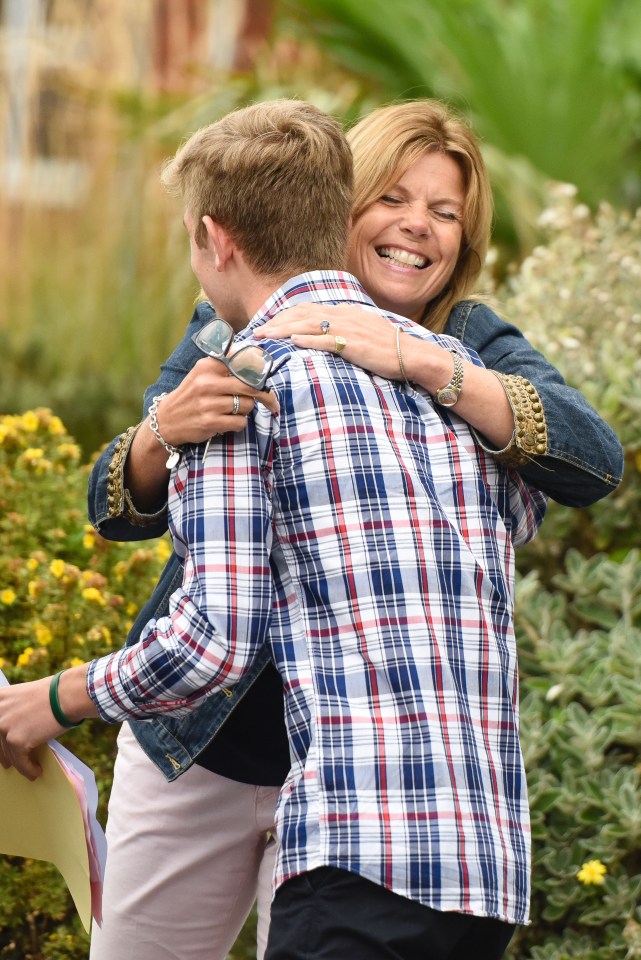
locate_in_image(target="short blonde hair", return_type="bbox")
[162,99,353,278]
[347,100,493,333]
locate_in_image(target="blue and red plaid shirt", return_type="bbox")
[88,271,546,924]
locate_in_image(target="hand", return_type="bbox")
[157,357,280,448]
[255,303,405,381]
[0,677,65,780]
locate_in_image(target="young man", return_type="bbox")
[0,99,546,959]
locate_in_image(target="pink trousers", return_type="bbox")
[89,724,279,960]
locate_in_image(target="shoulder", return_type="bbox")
[444,299,530,356]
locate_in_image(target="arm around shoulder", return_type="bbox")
[446,301,624,507]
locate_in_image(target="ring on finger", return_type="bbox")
[334,335,347,354]
[320,320,331,334]
[231,395,241,416]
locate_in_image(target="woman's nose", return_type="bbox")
[399,207,430,238]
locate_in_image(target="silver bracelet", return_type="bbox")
[148,393,181,469]
[396,326,411,386]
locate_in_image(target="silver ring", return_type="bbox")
[320,320,331,334]
[231,395,240,416]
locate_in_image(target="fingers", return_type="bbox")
[255,389,280,416]
[4,746,42,781]
[256,303,340,339]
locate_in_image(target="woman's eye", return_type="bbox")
[434,209,460,222]
[380,194,402,205]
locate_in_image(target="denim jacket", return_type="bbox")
[87,299,623,780]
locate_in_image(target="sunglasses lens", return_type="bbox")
[227,347,271,387]
[194,319,234,357]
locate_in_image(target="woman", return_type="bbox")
[88,100,622,960]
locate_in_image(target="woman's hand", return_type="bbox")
[157,357,280,449]
[124,358,280,514]
[256,303,404,381]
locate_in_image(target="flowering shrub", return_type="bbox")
[496,186,641,573]
[511,549,641,960]
[0,409,168,959]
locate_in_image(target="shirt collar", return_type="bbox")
[238,271,377,341]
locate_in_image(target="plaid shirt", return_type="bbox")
[88,271,546,924]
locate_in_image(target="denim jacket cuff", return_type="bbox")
[472,372,549,467]
[107,423,168,526]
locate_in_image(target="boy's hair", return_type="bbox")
[162,99,353,278]
[347,100,494,333]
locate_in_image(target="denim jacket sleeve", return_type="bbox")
[446,301,623,507]
[87,301,216,541]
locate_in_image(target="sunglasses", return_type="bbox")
[192,317,287,391]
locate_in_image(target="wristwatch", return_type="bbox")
[434,350,464,407]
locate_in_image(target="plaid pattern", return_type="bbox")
[88,272,546,924]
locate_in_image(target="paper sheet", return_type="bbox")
[0,669,106,933]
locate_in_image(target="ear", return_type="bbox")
[202,215,234,271]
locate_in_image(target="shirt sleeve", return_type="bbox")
[86,417,275,722]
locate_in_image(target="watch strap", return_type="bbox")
[434,350,464,407]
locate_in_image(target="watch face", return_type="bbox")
[436,387,459,407]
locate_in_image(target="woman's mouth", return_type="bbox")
[376,246,429,269]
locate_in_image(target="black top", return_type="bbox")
[194,660,291,786]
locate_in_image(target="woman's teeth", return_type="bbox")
[377,247,428,269]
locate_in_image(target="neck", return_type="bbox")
[229,269,309,330]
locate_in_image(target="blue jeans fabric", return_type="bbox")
[87,299,623,780]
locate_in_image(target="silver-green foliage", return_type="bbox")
[494,187,641,956]
[498,184,641,569]
[512,549,641,958]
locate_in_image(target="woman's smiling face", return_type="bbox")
[347,151,466,323]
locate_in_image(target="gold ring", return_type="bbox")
[334,335,347,354]
[320,320,331,333]
[231,395,240,415]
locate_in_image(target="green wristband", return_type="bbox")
[49,670,83,729]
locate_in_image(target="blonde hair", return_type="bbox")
[347,100,493,333]
[162,99,353,279]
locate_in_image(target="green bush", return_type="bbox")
[510,549,641,959]
[0,409,169,959]
[496,186,641,578]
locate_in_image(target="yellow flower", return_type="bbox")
[577,860,607,885]
[26,557,39,572]
[58,442,81,460]
[34,623,53,646]
[16,646,35,667]
[68,657,85,668]
[126,602,138,617]
[28,579,41,599]
[83,525,96,550]
[20,411,39,432]
[81,586,107,606]
[0,422,17,444]
[0,657,5,669]
[48,415,66,435]
[50,559,66,579]
[156,539,172,562]
[22,447,44,463]
[1,588,17,606]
